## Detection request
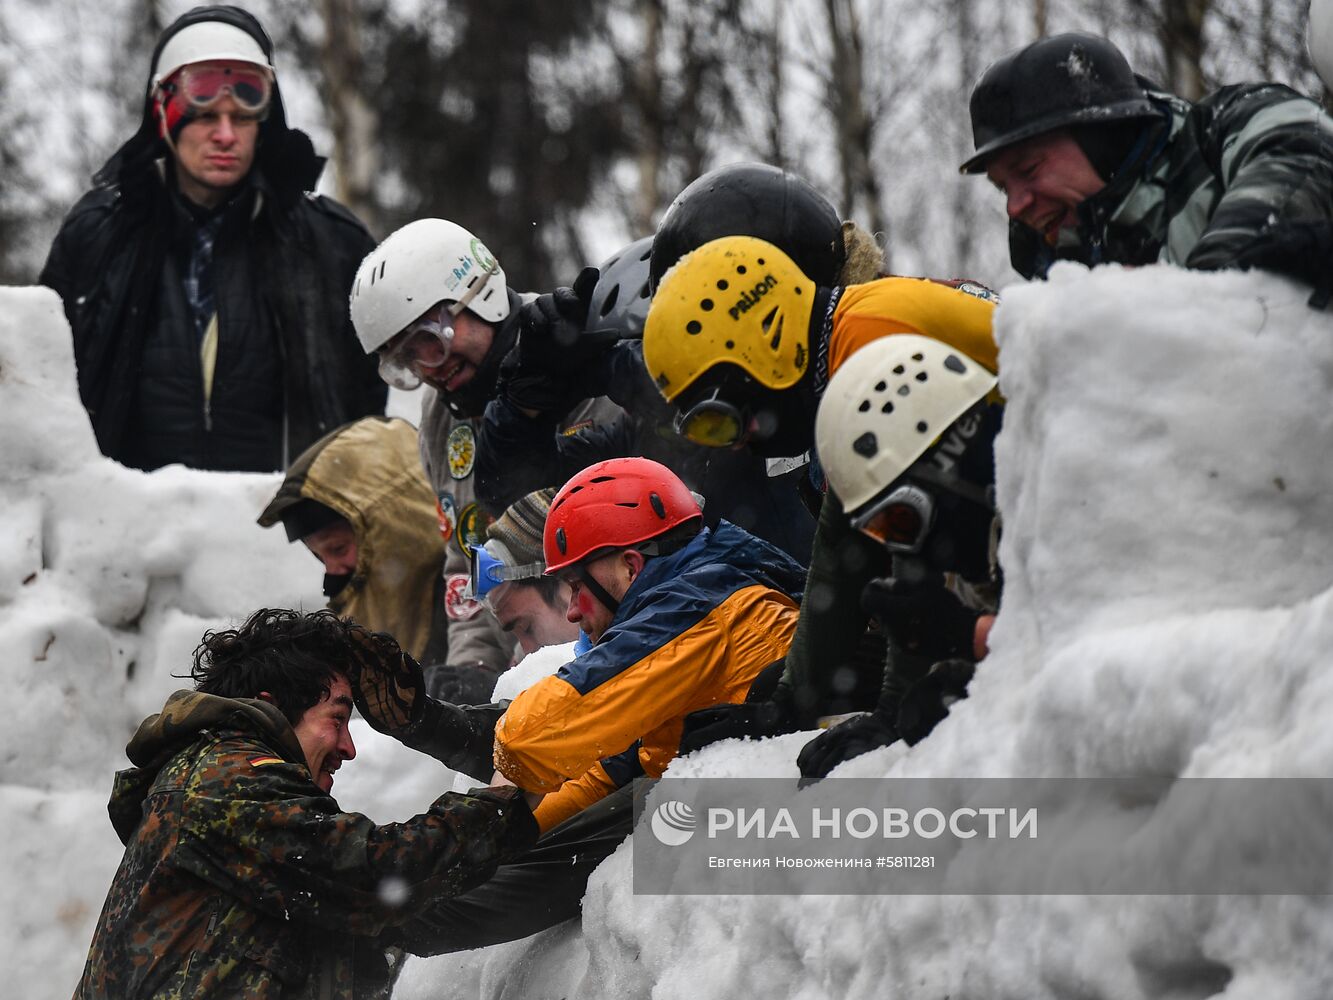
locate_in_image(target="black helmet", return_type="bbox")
[587,236,653,338]
[649,162,845,292]
[960,32,1156,174]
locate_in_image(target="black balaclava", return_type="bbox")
[1068,120,1154,184]
[903,402,1002,583]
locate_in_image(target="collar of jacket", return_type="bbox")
[607,520,807,632]
[109,690,308,843]
[1070,95,1185,266]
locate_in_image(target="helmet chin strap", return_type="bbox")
[576,565,621,617]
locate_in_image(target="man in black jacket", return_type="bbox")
[41,5,385,472]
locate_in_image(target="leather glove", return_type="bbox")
[344,628,503,779]
[896,659,975,746]
[503,267,612,414]
[796,711,898,783]
[678,697,794,756]
[345,627,424,739]
[861,573,982,663]
[1229,221,1333,310]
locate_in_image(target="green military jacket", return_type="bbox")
[75,691,537,999]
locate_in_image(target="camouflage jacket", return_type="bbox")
[75,690,537,1000]
[1014,83,1333,282]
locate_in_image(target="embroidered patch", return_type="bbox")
[447,423,476,480]
[444,572,484,621]
[560,419,594,437]
[455,502,495,556]
[436,493,457,542]
[949,280,1002,304]
[248,755,284,768]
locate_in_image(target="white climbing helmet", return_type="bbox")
[815,334,997,515]
[349,218,510,354]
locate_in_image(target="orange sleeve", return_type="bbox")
[532,761,620,833]
[828,278,999,377]
[493,585,797,793]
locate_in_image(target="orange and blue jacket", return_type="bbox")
[493,521,804,831]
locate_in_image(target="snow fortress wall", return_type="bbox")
[569,263,1333,1000]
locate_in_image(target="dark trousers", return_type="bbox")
[399,779,638,954]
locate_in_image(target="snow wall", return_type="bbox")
[5,262,1333,999]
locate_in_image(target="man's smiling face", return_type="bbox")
[290,674,357,793]
[985,130,1106,245]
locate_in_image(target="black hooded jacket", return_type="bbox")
[40,5,385,471]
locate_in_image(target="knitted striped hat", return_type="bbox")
[486,487,557,567]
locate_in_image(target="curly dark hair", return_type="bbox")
[191,608,372,724]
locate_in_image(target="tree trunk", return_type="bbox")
[823,0,887,245]
[317,0,382,236]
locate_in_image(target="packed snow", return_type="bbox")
[4,260,1332,998]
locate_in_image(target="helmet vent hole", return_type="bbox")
[911,352,924,362]
[717,279,729,291]
[601,286,619,316]
[893,364,905,375]
[852,432,878,458]
[737,265,748,275]
[701,298,714,311]
[916,371,928,382]
[649,492,667,518]
[725,340,735,349]
[378,261,386,281]
[858,400,870,413]
[944,354,966,374]
[637,283,651,300]
[590,476,615,484]
[880,401,894,414]
[615,501,639,508]
[638,246,652,262]
[757,258,766,266]
[687,321,702,335]
[874,380,887,392]
[916,421,929,434]
[898,385,911,397]
[556,527,568,554]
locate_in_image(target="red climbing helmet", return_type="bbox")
[544,457,703,574]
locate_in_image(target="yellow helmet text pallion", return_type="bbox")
[643,236,817,403]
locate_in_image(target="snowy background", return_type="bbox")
[4,261,1333,997]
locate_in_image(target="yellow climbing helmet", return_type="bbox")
[643,236,817,403]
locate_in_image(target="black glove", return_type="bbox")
[345,627,425,739]
[403,699,507,781]
[896,659,976,746]
[1229,221,1333,310]
[678,697,795,756]
[503,267,614,413]
[796,711,898,784]
[860,573,982,663]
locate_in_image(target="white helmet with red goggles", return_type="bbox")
[151,21,273,88]
[816,335,997,520]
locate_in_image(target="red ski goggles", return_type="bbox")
[166,61,273,115]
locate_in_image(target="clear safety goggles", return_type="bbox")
[850,483,935,554]
[673,387,753,449]
[376,256,502,391]
[171,62,273,115]
[377,308,456,391]
[465,541,545,610]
